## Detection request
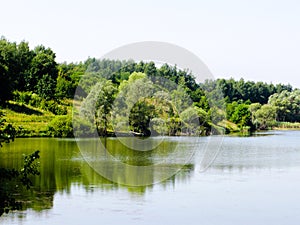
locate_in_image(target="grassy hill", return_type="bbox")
[2,101,72,137]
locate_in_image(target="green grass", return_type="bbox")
[1,101,72,137]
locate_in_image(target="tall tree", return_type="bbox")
[0,38,18,103]
[27,45,58,99]
[253,105,276,129]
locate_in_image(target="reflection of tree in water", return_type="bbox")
[0,138,195,214]
[0,113,40,216]
[0,151,42,216]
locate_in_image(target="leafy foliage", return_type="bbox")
[216,78,292,104]
[268,90,300,122]
[253,105,276,130]
[1,37,299,135]
[129,100,156,136]
[47,115,73,137]
[13,91,67,115]
[0,112,16,146]
[0,38,58,103]
[0,112,40,216]
[230,103,251,128]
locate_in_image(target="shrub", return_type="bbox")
[45,100,67,115]
[29,93,42,108]
[13,91,67,115]
[13,91,33,104]
[47,115,73,137]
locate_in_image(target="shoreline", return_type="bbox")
[13,128,299,139]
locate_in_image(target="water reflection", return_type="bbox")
[1,131,299,217]
[77,136,199,186]
[0,138,196,213]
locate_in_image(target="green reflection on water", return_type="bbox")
[0,138,194,212]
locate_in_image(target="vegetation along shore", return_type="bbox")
[1,38,300,137]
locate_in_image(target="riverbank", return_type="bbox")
[273,122,300,130]
[2,100,300,138]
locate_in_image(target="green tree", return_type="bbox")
[27,45,58,99]
[268,90,300,122]
[0,38,21,103]
[254,105,276,129]
[55,76,75,99]
[249,103,262,128]
[144,61,157,77]
[80,79,117,136]
[180,106,209,135]
[226,101,238,119]
[113,73,155,135]
[230,103,251,127]
[94,80,117,136]
[36,74,57,99]
[15,41,34,91]
[215,78,291,104]
[129,100,156,136]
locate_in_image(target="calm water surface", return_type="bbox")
[0,131,300,225]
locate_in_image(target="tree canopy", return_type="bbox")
[1,37,299,135]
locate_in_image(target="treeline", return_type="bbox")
[203,79,300,130]
[215,78,292,104]
[74,60,211,136]
[1,38,299,137]
[0,38,57,102]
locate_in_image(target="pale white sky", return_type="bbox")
[1,0,300,88]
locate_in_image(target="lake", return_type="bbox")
[0,131,300,225]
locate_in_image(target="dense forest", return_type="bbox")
[1,37,300,137]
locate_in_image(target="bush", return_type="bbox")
[47,115,73,137]
[28,93,42,107]
[13,91,67,115]
[13,91,33,104]
[45,100,67,115]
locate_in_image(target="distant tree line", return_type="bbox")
[1,37,299,135]
[216,78,293,104]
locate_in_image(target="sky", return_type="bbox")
[1,0,300,88]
